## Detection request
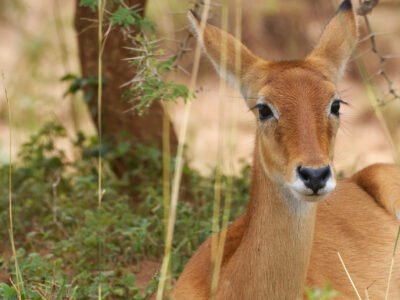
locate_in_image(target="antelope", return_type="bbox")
[172,0,400,299]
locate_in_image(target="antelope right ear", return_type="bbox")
[187,10,261,101]
[308,0,359,82]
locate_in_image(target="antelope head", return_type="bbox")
[188,0,358,202]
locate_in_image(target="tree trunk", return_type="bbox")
[74,0,178,176]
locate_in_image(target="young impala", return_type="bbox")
[172,0,400,298]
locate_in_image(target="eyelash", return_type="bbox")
[330,99,348,117]
[251,104,274,121]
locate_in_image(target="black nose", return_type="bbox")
[297,166,331,194]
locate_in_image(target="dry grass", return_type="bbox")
[2,73,22,300]
[156,2,213,299]
[1,1,400,299]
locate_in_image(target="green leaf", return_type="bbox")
[84,87,95,103]
[140,17,156,32]
[61,73,78,81]
[0,283,17,299]
[79,0,98,12]
[109,7,137,28]
[114,288,125,296]
[55,278,66,300]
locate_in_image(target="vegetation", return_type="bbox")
[3,0,399,299]
[0,122,338,299]
[78,0,191,115]
[0,120,333,299]
[0,122,250,299]
[0,1,221,298]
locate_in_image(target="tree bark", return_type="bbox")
[74,0,178,176]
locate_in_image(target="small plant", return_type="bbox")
[62,74,106,105]
[78,0,192,115]
[0,121,250,299]
[304,284,339,300]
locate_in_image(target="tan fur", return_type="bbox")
[172,2,400,299]
[352,163,400,219]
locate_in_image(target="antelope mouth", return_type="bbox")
[288,165,337,201]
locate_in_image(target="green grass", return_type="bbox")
[0,121,250,299]
[0,121,339,299]
[0,2,348,298]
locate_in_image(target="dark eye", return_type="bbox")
[330,100,341,117]
[258,104,273,121]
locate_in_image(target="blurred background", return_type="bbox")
[1,0,399,175]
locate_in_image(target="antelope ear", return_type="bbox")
[308,0,358,82]
[187,10,261,101]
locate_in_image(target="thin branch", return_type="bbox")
[356,1,400,104]
[358,32,392,44]
[357,0,379,16]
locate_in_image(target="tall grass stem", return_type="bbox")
[97,0,106,298]
[156,2,212,299]
[337,252,362,300]
[2,74,22,300]
[97,0,105,209]
[385,225,400,299]
[210,0,229,297]
[162,102,172,295]
[211,1,242,297]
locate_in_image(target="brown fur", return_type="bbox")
[172,1,400,299]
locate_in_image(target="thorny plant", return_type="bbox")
[357,0,400,105]
[80,0,195,115]
[2,1,399,299]
[111,0,400,110]
[121,32,193,114]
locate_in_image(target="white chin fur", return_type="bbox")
[288,172,336,201]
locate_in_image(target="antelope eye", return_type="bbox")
[330,100,341,117]
[258,104,273,121]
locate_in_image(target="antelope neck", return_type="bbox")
[226,142,317,299]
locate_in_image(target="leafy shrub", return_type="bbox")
[0,2,336,298]
[0,122,250,299]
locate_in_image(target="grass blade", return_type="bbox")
[156,2,213,299]
[385,225,400,299]
[2,73,22,300]
[337,252,361,300]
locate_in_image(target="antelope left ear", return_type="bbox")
[187,10,262,101]
[308,0,358,82]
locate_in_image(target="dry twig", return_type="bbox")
[357,0,400,105]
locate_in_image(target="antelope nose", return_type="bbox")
[297,166,331,194]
